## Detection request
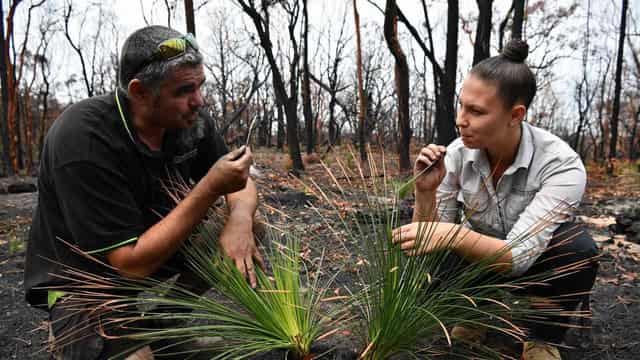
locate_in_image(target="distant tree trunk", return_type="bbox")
[38,58,50,156]
[418,1,439,144]
[436,0,459,145]
[261,108,271,147]
[353,0,368,162]
[184,0,195,35]
[628,38,640,160]
[511,0,525,40]
[383,0,411,172]
[573,0,593,156]
[472,0,492,65]
[276,103,285,150]
[257,91,268,147]
[631,106,640,160]
[63,2,94,98]
[15,0,44,172]
[596,60,610,162]
[609,0,628,167]
[236,0,304,175]
[328,89,337,145]
[4,0,23,174]
[313,11,347,148]
[301,0,314,154]
[0,0,11,175]
[397,2,456,145]
[163,0,172,28]
[24,65,38,173]
[498,2,514,51]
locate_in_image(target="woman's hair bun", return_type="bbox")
[501,39,529,63]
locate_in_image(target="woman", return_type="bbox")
[394,40,598,360]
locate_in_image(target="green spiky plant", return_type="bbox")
[177,215,333,359]
[47,147,593,360]
[297,145,594,360]
[47,192,338,360]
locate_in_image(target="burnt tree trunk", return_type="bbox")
[631,105,639,160]
[511,0,525,40]
[184,0,195,35]
[498,2,514,51]
[4,0,23,174]
[353,0,368,162]
[301,0,314,154]
[384,0,411,172]
[472,0,492,65]
[236,0,304,174]
[609,0,628,165]
[0,0,11,175]
[436,0,459,145]
[276,103,285,150]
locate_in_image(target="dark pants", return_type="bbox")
[441,222,599,343]
[517,222,599,343]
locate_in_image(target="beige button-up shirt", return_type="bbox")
[436,122,586,276]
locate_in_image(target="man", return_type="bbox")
[24,25,263,359]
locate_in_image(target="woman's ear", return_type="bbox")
[510,104,526,127]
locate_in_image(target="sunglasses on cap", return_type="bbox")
[135,33,199,74]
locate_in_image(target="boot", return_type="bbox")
[521,341,561,360]
[450,325,487,344]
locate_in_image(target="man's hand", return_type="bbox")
[392,222,461,256]
[204,146,253,196]
[218,213,265,288]
[414,145,447,193]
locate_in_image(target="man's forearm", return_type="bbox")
[226,178,258,221]
[413,190,438,222]
[107,177,221,278]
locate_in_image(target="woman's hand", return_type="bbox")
[392,222,460,256]
[414,145,447,193]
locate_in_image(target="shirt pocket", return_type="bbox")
[504,187,537,223]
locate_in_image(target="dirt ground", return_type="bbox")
[1,156,640,359]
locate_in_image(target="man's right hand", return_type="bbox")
[204,146,253,196]
[414,144,446,193]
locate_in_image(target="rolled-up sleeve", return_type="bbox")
[506,153,586,276]
[436,150,461,223]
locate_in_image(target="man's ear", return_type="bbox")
[127,79,150,103]
[510,104,526,127]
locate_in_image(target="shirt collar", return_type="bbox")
[115,89,179,160]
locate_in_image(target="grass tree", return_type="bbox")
[48,200,337,360]
[48,150,593,359]
[300,147,592,359]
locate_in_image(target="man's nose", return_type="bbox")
[191,89,204,108]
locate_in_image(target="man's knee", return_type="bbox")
[49,304,104,360]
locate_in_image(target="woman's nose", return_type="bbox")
[455,111,467,128]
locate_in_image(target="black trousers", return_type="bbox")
[517,222,599,343]
[440,222,599,344]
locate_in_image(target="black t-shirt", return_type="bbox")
[24,91,228,309]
